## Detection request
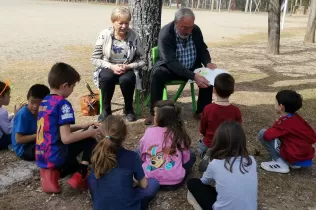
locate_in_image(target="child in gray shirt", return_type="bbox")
[187,121,258,210]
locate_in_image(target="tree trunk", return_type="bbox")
[192,0,195,8]
[197,0,201,8]
[129,0,163,96]
[304,0,316,43]
[267,0,281,54]
[116,0,119,5]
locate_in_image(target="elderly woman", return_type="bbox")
[92,7,145,122]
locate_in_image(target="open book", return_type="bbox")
[194,68,229,86]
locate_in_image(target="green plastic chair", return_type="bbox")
[99,85,141,117]
[143,46,197,112]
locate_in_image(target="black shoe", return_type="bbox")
[98,112,112,122]
[126,113,136,122]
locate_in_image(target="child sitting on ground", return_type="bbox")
[198,73,242,172]
[88,115,159,210]
[36,62,101,193]
[11,84,50,161]
[139,100,196,191]
[187,121,258,210]
[259,90,316,174]
[0,80,24,150]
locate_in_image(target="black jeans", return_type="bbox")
[60,138,96,178]
[21,143,35,161]
[187,178,217,210]
[99,68,136,115]
[150,65,213,115]
[0,134,11,150]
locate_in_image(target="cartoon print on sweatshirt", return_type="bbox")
[146,145,179,172]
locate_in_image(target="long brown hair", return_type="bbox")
[91,115,127,179]
[210,121,252,174]
[154,100,191,155]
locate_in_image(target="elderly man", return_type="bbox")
[145,7,217,125]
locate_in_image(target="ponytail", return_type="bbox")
[91,136,118,179]
[91,115,127,179]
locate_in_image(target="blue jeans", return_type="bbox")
[197,139,209,154]
[135,178,160,210]
[258,129,281,160]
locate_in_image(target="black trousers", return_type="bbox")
[99,68,136,115]
[21,143,35,161]
[60,138,96,178]
[187,178,217,210]
[0,134,11,150]
[150,65,213,115]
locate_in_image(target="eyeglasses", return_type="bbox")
[0,78,11,96]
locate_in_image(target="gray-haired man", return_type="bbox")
[145,7,217,125]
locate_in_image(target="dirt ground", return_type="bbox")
[0,0,316,209]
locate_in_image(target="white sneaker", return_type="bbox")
[261,159,290,174]
[187,191,203,210]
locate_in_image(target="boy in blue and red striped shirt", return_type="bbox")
[36,62,101,193]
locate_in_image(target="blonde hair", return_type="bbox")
[91,115,127,179]
[111,7,131,23]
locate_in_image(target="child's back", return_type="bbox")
[198,73,241,158]
[89,116,159,210]
[201,103,241,147]
[188,121,258,210]
[139,100,195,188]
[140,126,190,185]
[204,157,257,210]
[89,147,144,210]
[36,94,73,168]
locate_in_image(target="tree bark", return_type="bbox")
[267,0,281,54]
[129,0,163,96]
[304,0,316,43]
[196,0,201,8]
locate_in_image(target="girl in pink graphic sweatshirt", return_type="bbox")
[139,100,196,191]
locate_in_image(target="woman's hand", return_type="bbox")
[110,64,125,75]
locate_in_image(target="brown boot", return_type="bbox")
[144,115,153,125]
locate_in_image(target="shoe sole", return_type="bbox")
[187,191,203,210]
[260,163,290,174]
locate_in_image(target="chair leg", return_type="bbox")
[144,94,151,107]
[190,83,197,113]
[172,83,186,102]
[135,90,140,116]
[163,86,168,100]
[99,90,103,115]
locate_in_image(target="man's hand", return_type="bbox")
[110,64,124,75]
[194,74,209,88]
[207,63,217,69]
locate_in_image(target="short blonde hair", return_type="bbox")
[111,7,131,23]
